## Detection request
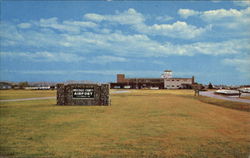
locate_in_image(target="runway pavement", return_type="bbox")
[200,91,250,104]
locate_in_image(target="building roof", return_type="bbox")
[126,77,192,80]
[164,78,192,80]
[126,78,163,80]
[164,70,172,72]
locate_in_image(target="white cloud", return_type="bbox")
[178,9,200,19]
[233,1,250,7]
[32,17,98,33]
[202,7,250,31]
[179,7,249,20]
[89,55,128,64]
[17,23,32,29]
[223,55,250,78]
[0,51,85,62]
[63,21,97,28]
[84,8,145,25]
[1,6,249,61]
[156,15,173,22]
[3,8,210,41]
[178,7,250,31]
[138,21,209,39]
[38,17,80,33]
[183,39,250,55]
[201,8,243,21]
[84,8,208,39]
[1,21,249,58]
[84,13,106,22]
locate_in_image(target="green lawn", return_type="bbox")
[0,90,249,158]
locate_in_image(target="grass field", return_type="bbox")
[0,90,56,100]
[0,90,249,158]
[241,96,250,100]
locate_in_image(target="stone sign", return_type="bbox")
[72,88,94,98]
[57,84,110,106]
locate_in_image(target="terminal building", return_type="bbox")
[110,70,195,89]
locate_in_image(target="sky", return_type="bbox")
[0,0,250,85]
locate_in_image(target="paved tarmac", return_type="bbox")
[111,90,130,94]
[200,91,250,104]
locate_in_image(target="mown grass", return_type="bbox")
[136,89,250,112]
[0,90,56,100]
[0,90,249,158]
[241,96,250,100]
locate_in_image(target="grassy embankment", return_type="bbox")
[0,90,249,158]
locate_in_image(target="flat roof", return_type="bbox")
[126,78,163,80]
[165,78,192,80]
[126,77,192,80]
[164,70,172,72]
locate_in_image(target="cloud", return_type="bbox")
[37,17,80,33]
[1,21,249,58]
[155,15,173,22]
[89,55,128,64]
[84,8,145,25]
[84,13,106,22]
[201,7,250,30]
[233,1,250,7]
[0,51,85,62]
[4,8,209,42]
[223,55,250,78]
[201,8,243,21]
[84,8,208,39]
[178,9,200,19]
[178,7,250,31]
[1,7,249,62]
[63,21,97,28]
[183,39,250,55]
[17,23,32,29]
[22,17,98,33]
[137,21,209,39]
[178,7,249,20]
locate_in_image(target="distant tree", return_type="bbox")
[208,82,213,89]
[18,82,29,89]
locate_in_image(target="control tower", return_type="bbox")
[161,70,172,78]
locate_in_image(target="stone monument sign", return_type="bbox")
[57,83,110,106]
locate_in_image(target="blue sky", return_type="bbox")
[0,1,250,85]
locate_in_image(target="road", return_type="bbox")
[200,91,250,104]
[0,96,56,102]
